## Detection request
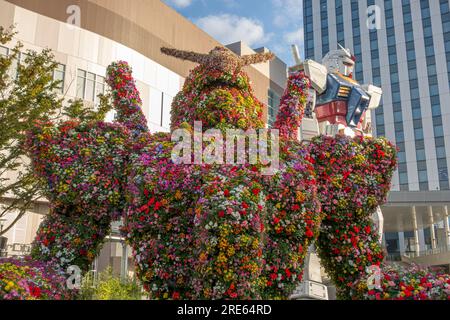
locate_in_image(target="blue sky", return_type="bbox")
[163,0,303,66]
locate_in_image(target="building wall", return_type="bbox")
[4,0,286,118]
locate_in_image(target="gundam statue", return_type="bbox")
[290,44,382,140]
[290,45,384,300]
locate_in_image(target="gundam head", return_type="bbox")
[322,45,355,77]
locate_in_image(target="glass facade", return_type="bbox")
[438,0,450,190]
[320,0,329,57]
[401,0,426,191]
[304,0,314,59]
[335,0,345,47]
[384,0,409,191]
[351,0,363,83]
[304,0,450,191]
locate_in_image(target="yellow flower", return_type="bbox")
[219,239,228,250]
[175,191,183,200]
[295,191,306,203]
[252,239,259,250]
[286,224,296,234]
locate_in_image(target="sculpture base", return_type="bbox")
[290,280,329,300]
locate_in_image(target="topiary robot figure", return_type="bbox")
[1,45,448,300]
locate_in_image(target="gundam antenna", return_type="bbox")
[291,44,302,65]
[337,43,351,56]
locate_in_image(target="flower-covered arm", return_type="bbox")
[273,71,310,140]
[106,61,149,137]
[308,135,398,299]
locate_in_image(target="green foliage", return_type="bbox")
[62,95,112,124]
[78,267,143,300]
[0,25,63,235]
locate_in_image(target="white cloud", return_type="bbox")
[272,0,302,28]
[283,28,303,44]
[165,0,193,8]
[195,14,272,47]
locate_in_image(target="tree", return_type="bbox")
[0,26,111,236]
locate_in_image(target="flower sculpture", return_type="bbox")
[1,45,447,301]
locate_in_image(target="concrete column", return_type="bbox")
[444,206,450,249]
[398,232,406,255]
[412,206,420,256]
[428,207,437,250]
[121,241,128,281]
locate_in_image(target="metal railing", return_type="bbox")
[403,246,450,259]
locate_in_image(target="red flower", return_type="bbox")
[270,273,277,280]
[218,211,225,218]
[172,292,180,300]
[353,226,360,233]
[285,268,291,278]
[154,201,162,211]
[252,188,260,196]
[292,204,300,211]
[273,217,280,224]
[224,189,230,197]
[305,228,314,238]
[29,286,41,298]
[364,226,371,234]
[376,150,385,158]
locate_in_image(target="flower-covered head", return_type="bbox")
[161,46,274,131]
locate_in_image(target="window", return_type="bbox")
[416,149,426,161]
[419,182,429,191]
[76,70,86,99]
[399,172,408,184]
[268,89,280,126]
[394,111,403,122]
[434,125,444,137]
[53,64,65,94]
[0,45,8,56]
[412,108,422,120]
[76,69,105,103]
[437,146,446,159]
[414,128,424,140]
